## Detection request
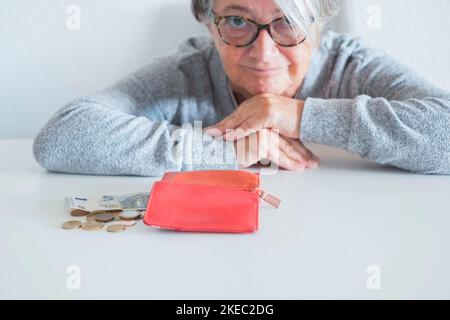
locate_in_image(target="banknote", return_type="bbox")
[66,192,150,213]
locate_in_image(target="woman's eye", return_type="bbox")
[282,17,292,25]
[227,17,247,28]
[277,17,299,31]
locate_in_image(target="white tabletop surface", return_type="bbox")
[1,139,449,299]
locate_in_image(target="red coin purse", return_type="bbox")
[143,170,280,233]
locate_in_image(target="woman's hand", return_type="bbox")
[205,93,305,141]
[231,128,320,170]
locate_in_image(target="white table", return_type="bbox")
[1,139,449,299]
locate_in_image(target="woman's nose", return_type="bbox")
[248,29,279,62]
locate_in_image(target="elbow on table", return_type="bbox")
[417,157,450,175]
[407,147,450,175]
[32,130,63,173]
[371,139,450,175]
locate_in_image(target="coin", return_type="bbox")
[81,221,104,231]
[111,210,122,221]
[70,209,89,217]
[121,220,137,227]
[86,213,97,221]
[95,213,114,223]
[61,220,82,230]
[119,210,141,220]
[90,210,106,214]
[107,224,126,233]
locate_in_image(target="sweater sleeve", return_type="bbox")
[33,55,238,177]
[300,46,450,175]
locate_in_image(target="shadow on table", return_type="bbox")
[317,157,408,175]
[250,158,407,175]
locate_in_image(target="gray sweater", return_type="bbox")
[33,31,450,176]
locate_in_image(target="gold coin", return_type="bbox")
[119,210,141,220]
[107,224,126,233]
[70,209,89,217]
[90,210,108,214]
[81,221,104,231]
[61,220,82,230]
[121,220,137,227]
[111,211,122,221]
[95,213,114,223]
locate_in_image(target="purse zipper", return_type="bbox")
[239,187,281,208]
[257,189,281,208]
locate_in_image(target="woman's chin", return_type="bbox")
[247,82,281,96]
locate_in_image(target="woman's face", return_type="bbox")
[208,0,317,103]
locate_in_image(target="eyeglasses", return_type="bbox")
[212,12,314,48]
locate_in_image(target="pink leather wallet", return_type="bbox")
[143,170,280,233]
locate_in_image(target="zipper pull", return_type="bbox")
[259,190,281,208]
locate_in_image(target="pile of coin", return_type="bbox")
[61,209,144,233]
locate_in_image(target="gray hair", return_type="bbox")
[191,0,340,43]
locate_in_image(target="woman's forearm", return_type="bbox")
[33,98,238,177]
[300,95,450,174]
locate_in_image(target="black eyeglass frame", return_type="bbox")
[212,12,315,48]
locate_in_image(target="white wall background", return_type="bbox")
[1,0,449,138]
[333,0,450,92]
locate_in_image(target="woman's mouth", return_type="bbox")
[246,66,287,76]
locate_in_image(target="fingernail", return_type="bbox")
[294,163,305,171]
[307,160,318,168]
[205,129,223,137]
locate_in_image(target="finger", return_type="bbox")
[208,109,250,135]
[290,141,320,168]
[234,136,249,168]
[234,133,260,168]
[289,142,319,168]
[203,127,224,137]
[223,115,266,141]
[268,131,305,163]
[265,132,305,171]
[277,135,308,164]
[277,136,307,171]
[204,118,228,132]
[281,136,320,168]
[291,141,319,168]
[268,145,305,171]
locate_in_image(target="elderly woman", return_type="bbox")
[33,0,450,176]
